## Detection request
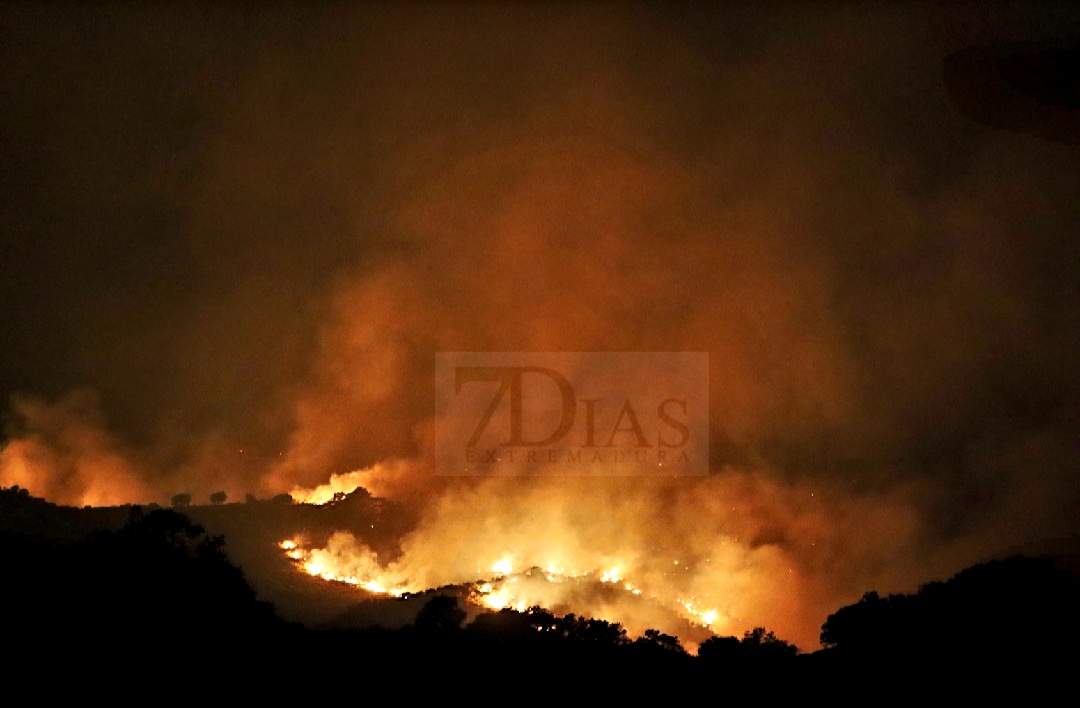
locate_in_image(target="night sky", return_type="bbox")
[1,2,1078,648]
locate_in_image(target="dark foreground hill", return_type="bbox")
[1,485,1077,696]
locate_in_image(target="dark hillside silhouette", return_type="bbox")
[2,488,286,671]
[819,555,1079,673]
[2,486,1076,693]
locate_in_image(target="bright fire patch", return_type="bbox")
[278,534,724,640]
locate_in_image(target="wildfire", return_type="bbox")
[278,533,725,640]
[289,481,359,505]
[601,567,622,583]
[287,466,381,505]
[279,535,409,596]
[678,596,722,628]
[279,539,305,561]
[475,585,527,613]
[269,470,848,647]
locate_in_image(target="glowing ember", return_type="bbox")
[279,539,305,560]
[678,597,722,628]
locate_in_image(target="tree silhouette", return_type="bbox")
[553,613,629,645]
[171,493,191,508]
[210,491,227,505]
[632,628,687,659]
[697,634,742,662]
[698,627,797,664]
[819,556,1076,662]
[740,627,798,659]
[638,628,685,652]
[415,595,467,632]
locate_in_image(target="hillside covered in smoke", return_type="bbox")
[1,2,1078,651]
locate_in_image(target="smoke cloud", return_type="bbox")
[2,2,1078,647]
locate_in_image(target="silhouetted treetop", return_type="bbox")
[415,595,467,632]
[820,555,1077,659]
[698,627,798,663]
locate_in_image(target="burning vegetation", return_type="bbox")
[275,471,866,650]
